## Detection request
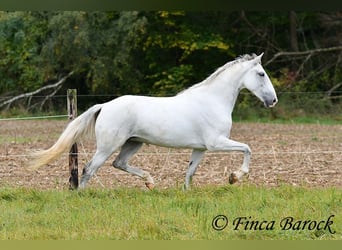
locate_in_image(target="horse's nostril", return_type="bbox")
[266,97,278,108]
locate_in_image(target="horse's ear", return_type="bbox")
[254,52,264,64]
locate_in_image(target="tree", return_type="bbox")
[141,11,234,96]
[0,11,48,94]
[0,11,149,110]
[0,11,341,113]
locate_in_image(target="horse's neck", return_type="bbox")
[197,70,244,114]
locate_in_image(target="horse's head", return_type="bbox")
[241,53,278,108]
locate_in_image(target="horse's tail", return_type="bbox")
[28,104,103,170]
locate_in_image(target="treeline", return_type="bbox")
[0,11,341,112]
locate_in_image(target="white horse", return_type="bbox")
[29,53,277,190]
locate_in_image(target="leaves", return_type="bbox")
[0,11,341,109]
[0,12,46,93]
[150,64,194,96]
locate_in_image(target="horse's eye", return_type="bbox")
[258,72,265,77]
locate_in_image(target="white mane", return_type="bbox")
[179,53,258,94]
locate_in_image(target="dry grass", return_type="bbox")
[0,120,341,190]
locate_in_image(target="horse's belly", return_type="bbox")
[132,118,206,149]
[132,135,205,149]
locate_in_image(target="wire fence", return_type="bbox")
[1,92,342,158]
[1,150,342,159]
[2,91,342,113]
[1,107,341,188]
[0,115,69,121]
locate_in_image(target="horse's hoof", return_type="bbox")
[229,173,238,184]
[145,182,154,190]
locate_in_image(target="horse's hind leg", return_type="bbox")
[113,140,154,190]
[79,149,115,189]
[79,138,125,189]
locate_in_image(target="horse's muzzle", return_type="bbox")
[264,97,278,108]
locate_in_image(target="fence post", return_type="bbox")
[67,89,78,190]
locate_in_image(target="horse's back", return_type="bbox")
[95,95,207,148]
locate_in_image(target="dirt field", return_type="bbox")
[0,120,341,190]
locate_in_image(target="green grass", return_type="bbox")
[0,185,340,240]
[0,135,34,144]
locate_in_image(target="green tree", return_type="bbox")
[0,11,47,93]
[40,11,148,95]
[0,11,341,114]
[142,11,234,96]
[0,11,149,109]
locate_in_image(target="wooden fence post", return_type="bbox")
[67,89,78,190]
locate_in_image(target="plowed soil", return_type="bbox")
[1,120,341,190]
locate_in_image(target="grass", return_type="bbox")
[0,184,340,240]
[0,135,34,144]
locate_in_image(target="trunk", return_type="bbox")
[289,11,299,52]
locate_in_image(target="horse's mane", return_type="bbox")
[178,53,257,94]
[205,53,257,82]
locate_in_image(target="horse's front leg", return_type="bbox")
[207,136,251,184]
